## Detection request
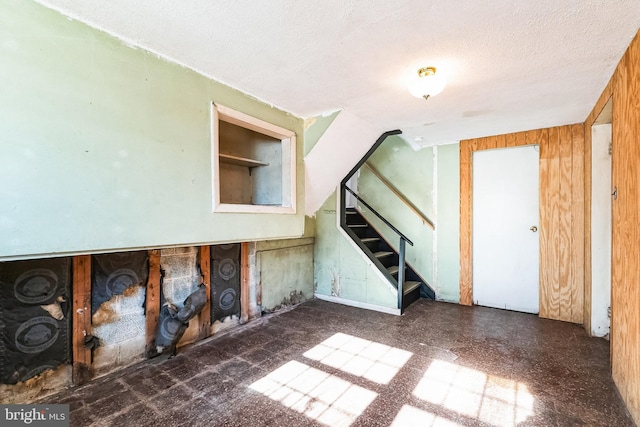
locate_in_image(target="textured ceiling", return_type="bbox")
[37,0,640,147]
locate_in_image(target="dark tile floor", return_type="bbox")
[44,300,634,426]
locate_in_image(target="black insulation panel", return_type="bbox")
[211,244,241,321]
[0,258,72,384]
[91,251,149,315]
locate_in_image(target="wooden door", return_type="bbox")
[472,146,540,313]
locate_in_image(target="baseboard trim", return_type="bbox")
[314,293,401,316]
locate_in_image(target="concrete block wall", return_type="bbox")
[92,285,146,376]
[88,247,203,377]
[160,247,201,348]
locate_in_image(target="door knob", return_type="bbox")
[530,226,538,232]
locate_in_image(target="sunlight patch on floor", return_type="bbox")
[413,359,534,426]
[391,405,464,427]
[249,360,377,426]
[303,332,413,384]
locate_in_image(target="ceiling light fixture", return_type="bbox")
[408,67,446,100]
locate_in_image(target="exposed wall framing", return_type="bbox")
[145,250,161,357]
[240,242,251,323]
[198,246,212,340]
[72,255,92,385]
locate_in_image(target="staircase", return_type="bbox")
[339,129,436,313]
[344,207,435,310]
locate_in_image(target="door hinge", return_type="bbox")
[609,142,613,155]
[612,186,617,200]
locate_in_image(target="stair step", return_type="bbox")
[348,224,368,228]
[387,265,409,276]
[360,237,380,243]
[403,281,421,295]
[374,251,393,258]
[346,211,358,215]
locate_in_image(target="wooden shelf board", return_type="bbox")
[219,153,269,168]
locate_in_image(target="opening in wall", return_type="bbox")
[211,103,296,213]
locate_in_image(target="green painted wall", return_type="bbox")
[255,238,315,311]
[303,111,340,156]
[313,136,461,306]
[358,136,435,284]
[0,1,305,260]
[435,144,460,302]
[314,192,396,308]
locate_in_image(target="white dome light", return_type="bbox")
[408,67,446,100]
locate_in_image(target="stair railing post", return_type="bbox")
[397,238,406,313]
[340,183,347,228]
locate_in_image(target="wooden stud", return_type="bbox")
[72,255,92,385]
[240,242,251,322]
[145,250,161,357]
[198,246,211,339]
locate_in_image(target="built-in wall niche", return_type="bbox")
[212,103,296,213]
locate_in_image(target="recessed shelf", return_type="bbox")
[219,153,269,168]
[212,102,296,213]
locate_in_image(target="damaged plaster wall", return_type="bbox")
[89,247,202,378]
[0,365,71,404]
[92,285,146,376]
[1,240,311,403]
[252,238,314,312]
[160,247,201,348]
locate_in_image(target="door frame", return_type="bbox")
[460,132,536,306]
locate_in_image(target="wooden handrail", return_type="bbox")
[363,162,435,230]
[344,186,414,246]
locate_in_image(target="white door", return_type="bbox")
[473,146,539,313]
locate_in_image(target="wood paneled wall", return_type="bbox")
[596,29,640,426]
[460,124,585,324]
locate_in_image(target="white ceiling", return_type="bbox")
[37,0,640,147]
